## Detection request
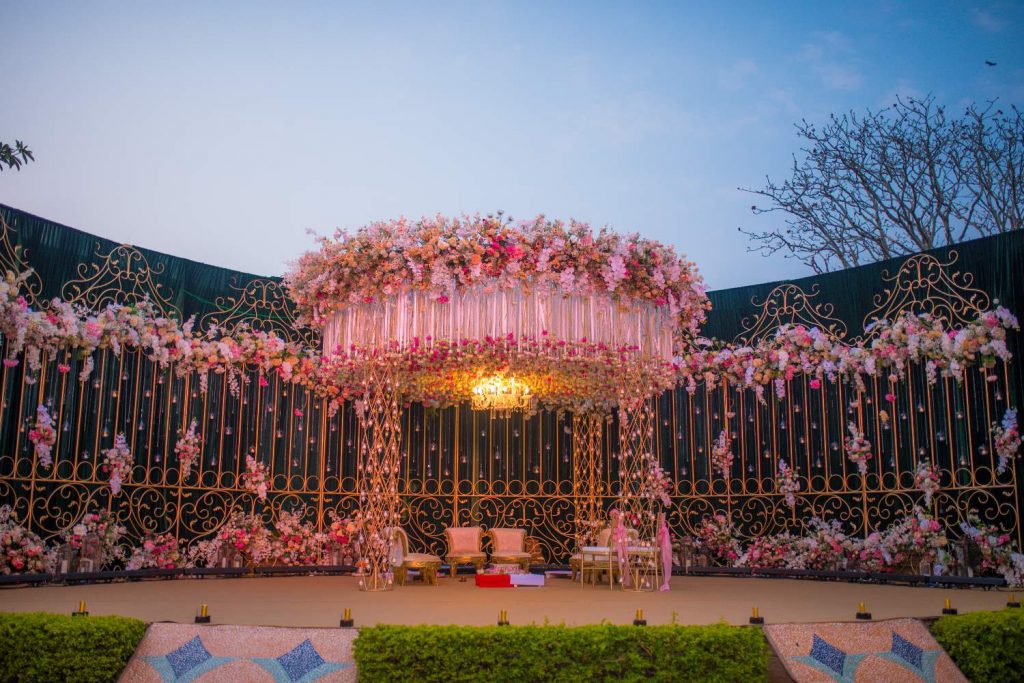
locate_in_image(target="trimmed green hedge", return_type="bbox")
[353,623,769,682]
[0,612,147,683]
[932,608,1024,683]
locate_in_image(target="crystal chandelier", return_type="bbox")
[470,376,535,415]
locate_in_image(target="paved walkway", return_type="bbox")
[2,574,1011,627]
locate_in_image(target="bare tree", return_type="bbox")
[740,96,1024,273]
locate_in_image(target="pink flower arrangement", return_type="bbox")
[793,518,853,570]
[694,514,740,565]
[27,404,57,469]
[101,433,132,495]
[857,507,947,572]
[126,532,183,570]
[211,511,275,568]
[737,532,797,569]
[776,459,800,509]
[242,454,270,501]
[173,419,202,479]
[711,430,734,480]
[1,505,52,574]
[993,408,1020,475]
[959,512,1024,587]
[914,460,941,506]
[325,510,357,548]
[844,422,872,475]
[61,510,126,568]
[271,509,322,566]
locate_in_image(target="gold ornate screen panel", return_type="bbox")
[0,245,1019,562]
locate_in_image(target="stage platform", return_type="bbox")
[1,573,1011,628]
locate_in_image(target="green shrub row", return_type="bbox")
[0,612,147,683]
[932,608,1024,683]
[352,622,770,682]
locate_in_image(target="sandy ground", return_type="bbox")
[1,573,1012,628]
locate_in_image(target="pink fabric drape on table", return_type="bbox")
[611,510,631,588]
[657,518,672,592]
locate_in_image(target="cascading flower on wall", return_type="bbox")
[844,422,872,475]
[914,460,941,506]
[993,408,1020,475]
[101,433,132,496]
[242,454,270,502]
[711,430,733,480]
[776,459,800,509]
[27,404,56,469]
[173,419,202,480]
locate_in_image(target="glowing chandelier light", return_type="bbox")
[470,376,535,415]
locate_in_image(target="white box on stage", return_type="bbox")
[509,573,545,587]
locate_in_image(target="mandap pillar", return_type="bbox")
[572,412,605,546]
[616,398,657,543]
[355,367,402,591]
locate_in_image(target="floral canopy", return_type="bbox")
[286,213,711,413]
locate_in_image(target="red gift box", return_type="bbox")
[474,574,512,588]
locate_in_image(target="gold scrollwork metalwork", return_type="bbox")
[0,213,43,305]
[861,251,990,335]
[736,283,847,343]
[61,243,178,317]
[198,277,320,346]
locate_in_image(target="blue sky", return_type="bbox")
[1,1,1020,289]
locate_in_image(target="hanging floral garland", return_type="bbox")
[0,267,1017,415]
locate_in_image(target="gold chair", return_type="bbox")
[580,527,639,588]
[444,526,486,577]
[570,527,612,581]
[388,527,442,586]
[485,528,533,572]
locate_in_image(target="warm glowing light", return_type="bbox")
[470,376,535,415]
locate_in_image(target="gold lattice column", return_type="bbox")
[355,367,402,592]
[572,412,605,545]
[616,399,657,543]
